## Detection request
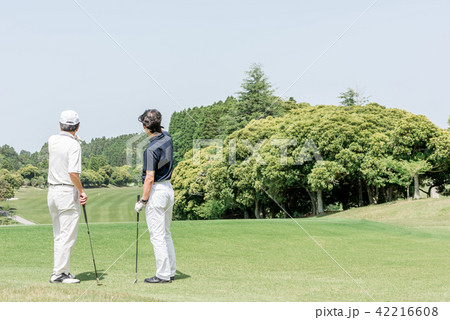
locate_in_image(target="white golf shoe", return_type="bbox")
[49,273,81,284]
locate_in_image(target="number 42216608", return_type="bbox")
[375,307,438,317]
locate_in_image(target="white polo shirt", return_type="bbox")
[47,131,82,185]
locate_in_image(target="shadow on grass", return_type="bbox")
[76,270,107,282]
[174,270,190,281]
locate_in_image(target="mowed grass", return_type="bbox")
[329,197,450,232]
[0,188,449,301]
[0,216,449,301]
[4,187,142,224]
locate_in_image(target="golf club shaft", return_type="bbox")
[135,195,140,281]
[82,204,100,283]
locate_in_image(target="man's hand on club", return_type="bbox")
[135,201,145,213]
[79,191,88,205]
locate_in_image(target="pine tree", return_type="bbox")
[238,63,274,121]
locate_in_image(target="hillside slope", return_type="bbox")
[327,197,450,230]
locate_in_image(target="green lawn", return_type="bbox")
[4,186,142,224]
[0,188,448,301]
[329,197,450,234]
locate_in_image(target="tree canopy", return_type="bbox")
[171,104,449,220]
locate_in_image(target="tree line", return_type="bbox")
[168,65,450,220]
[0,135,143,200]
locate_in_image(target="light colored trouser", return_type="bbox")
[145,180,176,280]
[48,185,81,276]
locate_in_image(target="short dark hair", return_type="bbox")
[60,123,79,132]
[138,109,162,133]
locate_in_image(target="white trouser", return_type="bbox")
[145,180,176,280]
[47,185,81,276]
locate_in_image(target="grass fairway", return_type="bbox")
[0,189,449,301]
[4,187,142,224]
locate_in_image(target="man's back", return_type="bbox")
[48,132,81,185]
[47,110,86,284]
[142,131,174,183]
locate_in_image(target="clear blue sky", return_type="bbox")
[1,0,449,152]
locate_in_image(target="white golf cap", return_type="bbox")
[60,110,80,125]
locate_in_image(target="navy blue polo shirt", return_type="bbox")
[142,131,174,183]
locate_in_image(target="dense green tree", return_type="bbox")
[0,169,24,190]
[308,161,347,213]
[82,133,136,167]
[238,63,275,121]
[18,164,40,180]
[0,145,20,171]
[81,169,104,188]
[18,150,32,165]
[389,114,441,198]
[172,104,449,219]
[31,176,46,188]
[0,179,14,200]
[0,169,23,199]
[427,129,450,195]
[111,166,134,187]
[98,164,114,186]
[0,160,13,171]
[171,148,212,219]
[88,155,108,171]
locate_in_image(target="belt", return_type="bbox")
[154,180,170,184]
[49,184,75,187]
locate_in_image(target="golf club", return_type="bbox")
[82,204,102,286]
[133,195,140,284]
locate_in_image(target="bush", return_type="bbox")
[193,199,225,219]
[31,176,46,188]
[98,165,114,186]
[18,164,40,180]
[111,166,134,187]
[0,179,14,200]
[81,170,105,188]
[0,169,23,190]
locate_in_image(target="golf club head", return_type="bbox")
[96,278,103,286]
[133,278,137,284]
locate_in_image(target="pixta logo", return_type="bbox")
[126,131,149,168]
[126,131,173,168]
[192,138,323,166]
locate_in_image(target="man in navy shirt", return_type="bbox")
[135,109,176,283]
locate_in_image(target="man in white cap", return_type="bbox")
[47,110,88,284]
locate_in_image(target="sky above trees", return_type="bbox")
[0,0,449,152]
